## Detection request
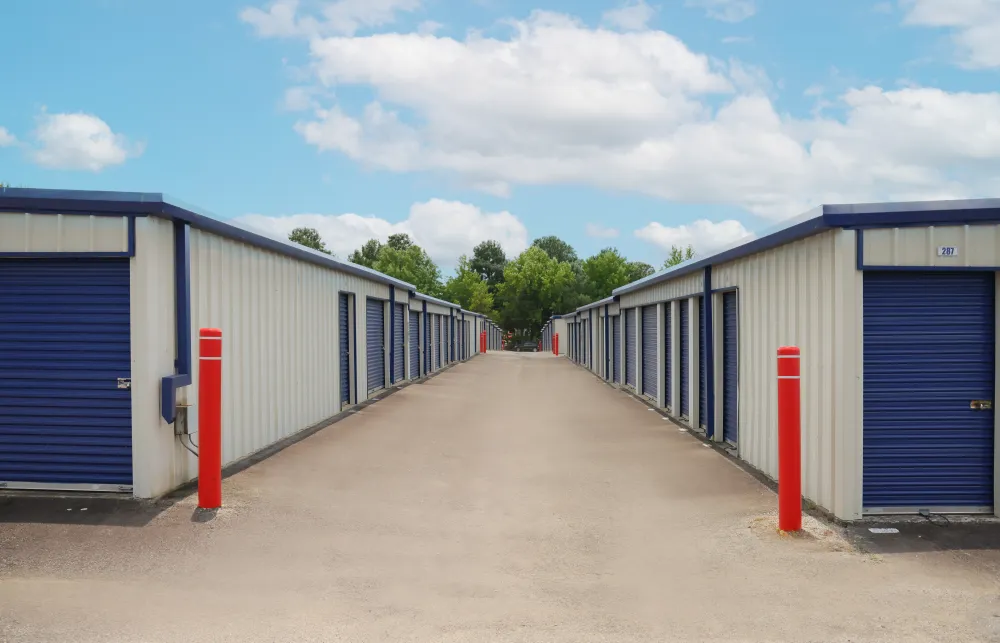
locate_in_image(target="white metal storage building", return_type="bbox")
[556,199,1000,520]
[0,188,480,499]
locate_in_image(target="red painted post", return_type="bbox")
[554,333,559,356]
[777,346,801,532]
[198,328,223,509]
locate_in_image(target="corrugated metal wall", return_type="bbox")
[619,271,703,308]
[863,224,1000,268]
[0,212,130,253]
[146,225,395,494]
[712,229,861,519]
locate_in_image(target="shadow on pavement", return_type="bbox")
[849,519,1000,574]
[0,493,174,528]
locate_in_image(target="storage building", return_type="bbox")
[560,199,1000,520]
[0,188,476,499]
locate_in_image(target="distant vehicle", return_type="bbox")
[514,340,538,352]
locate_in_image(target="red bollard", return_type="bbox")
[198,328,223,509]
[554,333,559,356]
[777,346,801,532]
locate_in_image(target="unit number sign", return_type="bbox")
[937,246,959,257]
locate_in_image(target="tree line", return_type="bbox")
[287,226,693,341]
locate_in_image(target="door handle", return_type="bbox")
[970,400,993,410]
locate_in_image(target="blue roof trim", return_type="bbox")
[576,296,614,313]
[0,188,416,292]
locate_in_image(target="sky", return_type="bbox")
[2,0,999,272]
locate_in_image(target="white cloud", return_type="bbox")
[634,219,753,256]
[602,0,656,31]
[263,8,1000,220]
[417,20,442,35]
[240,0,421,38]
[31,112,141,171]
[585,223,620,239]
[236,198,528,267]
[0,127,16,147]
[685,0,756,23]
[901,0,1000,68]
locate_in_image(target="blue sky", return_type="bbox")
[2,0,999,271]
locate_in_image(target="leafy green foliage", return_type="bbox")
[663,245,695,269]
[345,232,655,339]
[444,256,494,314]
[531,235,577,264]
[470,240,507,292]
[348,239,382,268]
[288,227,332,255]
[625,261,655,283]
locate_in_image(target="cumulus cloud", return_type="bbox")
[0,127,16,147]
[243,6,1000,219]
[236,198,528,267]
[634,219,753,256]
[901,0,1000,68]
[240,0,421,38]
[685,0,757,23]
[585,223,620,239]
[602,0,656,31]
[31,112,141,171]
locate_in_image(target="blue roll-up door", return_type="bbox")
[409,310,420,379]
[424,312,431,373]
[722,292,738,443]
[680,300,690,417]
[339,294,350,405]
[444,319,450,364]
[612,316,621,383]
[0,259,133,489]
[699,296,707,427]
[863,272,995,511]
[435,316,442,368]
[392,303,405,383]
[366,299,385,393]
[457,320,463,360]
[641,305,657,399]
[664,304,672,408]
[625,309,637,388]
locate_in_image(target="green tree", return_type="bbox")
[348,239,382,268]
[663,245,695,269]
[444,256,494,314]
[531,236,578,264]
[386,233,414,251]
[288,227,332,255]
[625,261,655,283]
[469,240,507,293]
[581,248,632,299]
[497,246,577,338]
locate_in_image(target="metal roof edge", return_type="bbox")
[0,188,417,292]
[410,291,462,309]
[576,296,614,313]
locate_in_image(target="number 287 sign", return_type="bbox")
[937,246,959,257]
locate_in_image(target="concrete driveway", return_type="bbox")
[2,353,999,642]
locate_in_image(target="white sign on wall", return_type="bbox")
[937,246,959,257]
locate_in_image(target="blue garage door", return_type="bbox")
[722,292,738,443]
[642,305,657,399]
[434,316,442,369]
[339,294,350,405]
[424,312,431,373]
[392,303,405,383]
[366,299,385,393]
[612,316,621,383]
[699,296,707,428]
[444,318,450,364]
[863,272,995,511]
[409,310,420,379]
[680,300,690,417]
[625,309,637,389]
[664,304,672,408]
[0,259,133,489]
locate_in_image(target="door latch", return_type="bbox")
[970,400,992,410]
[117,378,132,390]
